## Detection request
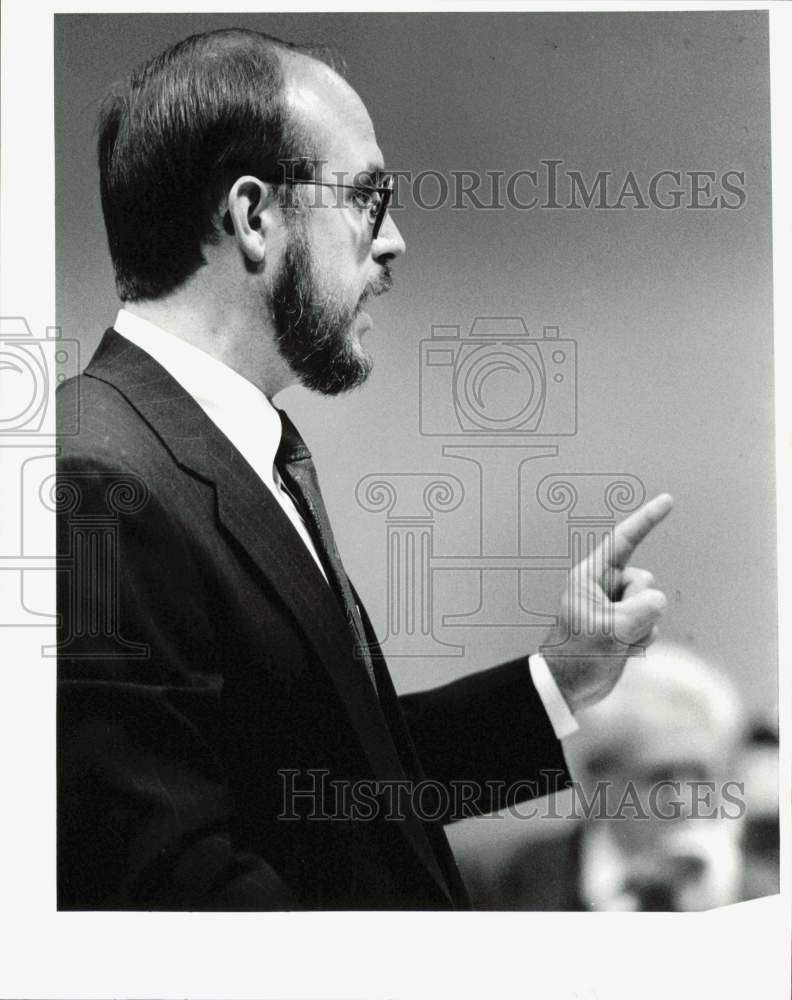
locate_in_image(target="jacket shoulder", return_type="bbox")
[57,372,165,474]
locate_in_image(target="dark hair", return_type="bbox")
[98,28,335,301]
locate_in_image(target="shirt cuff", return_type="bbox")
[528,653,579,740]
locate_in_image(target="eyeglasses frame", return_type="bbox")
[268,173,395,239]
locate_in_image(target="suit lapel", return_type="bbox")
[83,329,453,903]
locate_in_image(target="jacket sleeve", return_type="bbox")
[398,658,573,821]
[57,451,297,910]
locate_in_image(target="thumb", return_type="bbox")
[614,588,667,643]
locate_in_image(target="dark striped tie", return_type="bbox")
[275,410,377,691]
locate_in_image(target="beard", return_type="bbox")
[271,221,391,396]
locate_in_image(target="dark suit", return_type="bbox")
[57,328,570,910]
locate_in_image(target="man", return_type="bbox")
[463,644,745,911]
[57,28,672,910]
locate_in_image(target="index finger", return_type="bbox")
[608,493,674,570]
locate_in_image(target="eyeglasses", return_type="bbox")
[273,173,395,239]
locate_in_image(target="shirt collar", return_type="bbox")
[113,307,284,474]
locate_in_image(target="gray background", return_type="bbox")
[55,12,776,717]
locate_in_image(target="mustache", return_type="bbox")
[361,264,394,303]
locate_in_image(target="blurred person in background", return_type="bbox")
[465,643,747,911]
[738,708,779,902]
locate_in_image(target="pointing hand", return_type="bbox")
[541,493,674,714]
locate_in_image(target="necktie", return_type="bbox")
[274,410,377,690]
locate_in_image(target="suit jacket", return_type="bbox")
[57,328,571,910]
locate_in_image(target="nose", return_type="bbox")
[372,213,406,262]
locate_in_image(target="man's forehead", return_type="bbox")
[282,54,384,176]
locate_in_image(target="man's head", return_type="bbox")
[98,28,405,395]
[572,642,743,793]
[569,643,745,910]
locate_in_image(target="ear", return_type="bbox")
[225,175,279,265]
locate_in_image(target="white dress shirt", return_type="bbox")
[113,308,577,738]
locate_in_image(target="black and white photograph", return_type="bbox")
[0,3,789,998]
